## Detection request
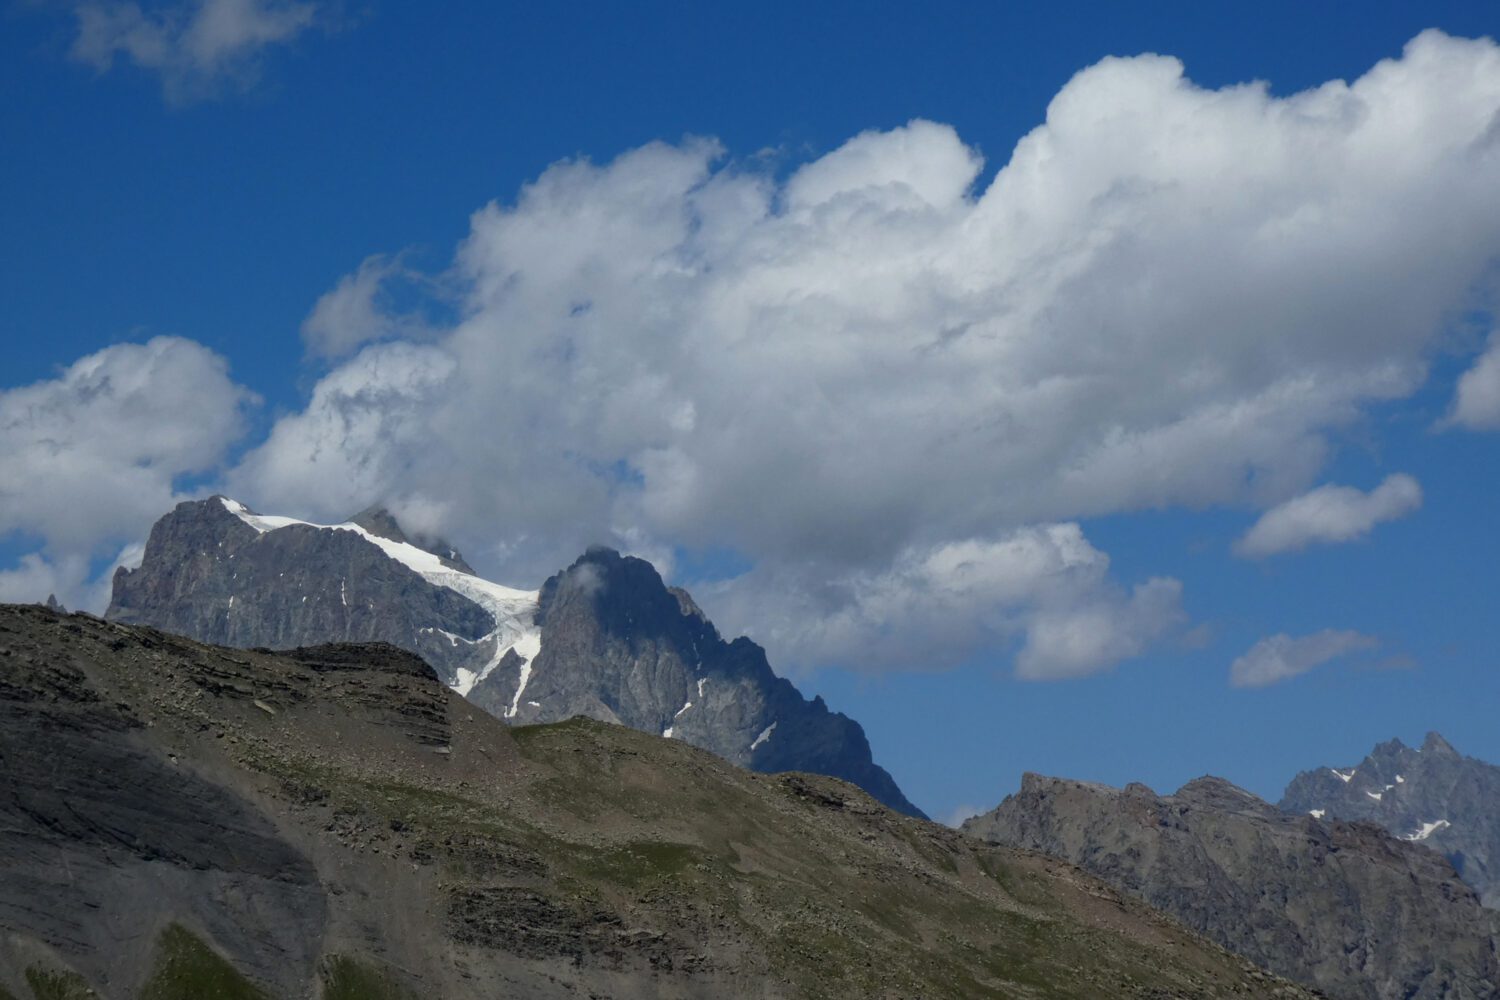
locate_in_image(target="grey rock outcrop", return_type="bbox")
[963,772,1500,1000]
[1281,731,1500,908]
[107,497,923,818]
[470,546,922,817]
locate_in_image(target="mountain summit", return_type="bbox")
[107,496,923,817]
[1280,732,1500,908]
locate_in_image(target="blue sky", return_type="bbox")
[4,1,1500,823]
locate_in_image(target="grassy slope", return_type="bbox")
[1,606,1315,998]
[254,711,1304,998]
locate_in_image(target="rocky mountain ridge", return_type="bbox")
[1280,731,1500,908]
[0,603,1318,998]
[107,496,922,817]
[963,771,1500,1000]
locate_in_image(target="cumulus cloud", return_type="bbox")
[68,0,322,101]
[1234,473,1423,558]
[1448,333,1500,429]
[1230,629,1378,688]
[222,30,1500,675]
[0,337,254,609]
[703,524,1184,678]
[300,254,432,359]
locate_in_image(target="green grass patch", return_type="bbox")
[138,924,269,1000]
[573,840,702,886]
[22,967,94,1000]
[321,955,413,1000]
[508,716,604,753]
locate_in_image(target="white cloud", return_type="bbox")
[702,524,1184,679]
[0,553,88,608]
[0,337,254,609]
[1234,473,1423,558]
[1448,333,1500,429]
[227,341,456,518]
[0,26,1472,675]
[300,254,431,359]
[69,0,321,101]
[1230,629,1378,688]
[225,30,1500,675]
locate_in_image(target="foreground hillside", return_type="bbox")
[0,604,1313,999]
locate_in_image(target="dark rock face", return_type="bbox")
[108,498,924,818]
[1280,732,1500,909]
[963,773,1500,1000]
[472,547,924,817]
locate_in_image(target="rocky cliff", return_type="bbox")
[1281,732,1500,908]
[963,772,1500,1000]
[107,497,923,817]
[0,604,1318,999]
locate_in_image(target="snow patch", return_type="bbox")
[1395,774,1405,783]
[662,726,675,739]
[1404,819,1450,841]
[1309,809,1325,819]
[697,677,707,698]
[674,700,693,719]
[504,631,543,718]
[419,627,479,647]
[1331,768,1355,783]
[1366,790,1383,801]
[750,722,777,751]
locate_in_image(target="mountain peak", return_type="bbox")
[1280,731,1500,909]
[1421,731,1458,757]
[1175,775,1272,814]
[1372,736,1410,757]
[346,504,475,574]
[348,505,412,545]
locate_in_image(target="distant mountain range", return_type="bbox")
[0,604,1318,998]
[963,772,1500,1000]
[107,496,923,818]
[1281,731,1500,908]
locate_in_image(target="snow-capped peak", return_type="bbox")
[219,497,540,699]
